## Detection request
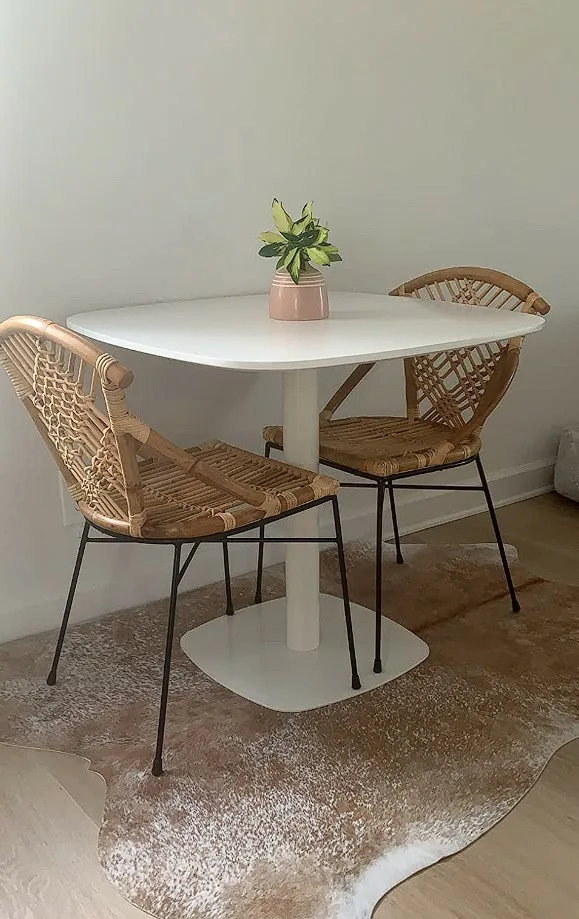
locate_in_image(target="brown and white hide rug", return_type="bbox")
[0,542,578,919]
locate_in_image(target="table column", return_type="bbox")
[282,369,320,651]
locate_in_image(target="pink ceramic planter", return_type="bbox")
[269,267,329,321]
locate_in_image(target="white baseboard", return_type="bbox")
[353,456,556,541]
[1,457,555,644]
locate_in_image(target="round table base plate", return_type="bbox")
[180,594,429,713]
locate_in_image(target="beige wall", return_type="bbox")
[1,1,577,640]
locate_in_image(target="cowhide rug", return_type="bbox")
[0,543,578,919]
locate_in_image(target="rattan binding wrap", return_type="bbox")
[0,317,338,538]
[264,268,550,477]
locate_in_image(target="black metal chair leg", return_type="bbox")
[387,479,404,564]
[222,542,234,616]
[47,520,90,685]
[374,481,385,673]
[176,542,200,588]
[152,544,182,777]
[254,442,272,603]
[331,497,361,691]
[475,455,521,613]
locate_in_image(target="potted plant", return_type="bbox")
[259,199,342,321]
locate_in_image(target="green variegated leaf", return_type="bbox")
[314,226,329,245]
[259,243,285,258]
[276,254,286,270]
[259,231,285,244]
[291,213,314,236]
[299,228,319,246]
[283,246,298,269]
[288,250,302,284]
[302,201,313,219]
[272,199,293,233]
[320,242,342,261]
[306,246,331,266]
[282,232,307,246]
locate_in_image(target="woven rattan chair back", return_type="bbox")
[0,316,146,535]
[1,316,339,543]
[321,267,550,444]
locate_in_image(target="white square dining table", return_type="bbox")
[68,292,544,711]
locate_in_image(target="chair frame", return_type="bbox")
[48,493,359,776]
[256,267,551,673]
[0,316,361,776]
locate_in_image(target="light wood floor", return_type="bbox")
[1,492,578,919]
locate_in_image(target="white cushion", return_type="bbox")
[554,427,579,502]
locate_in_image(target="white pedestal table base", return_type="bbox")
[180,595,429,713]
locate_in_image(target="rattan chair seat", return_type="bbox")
[263,417,481,478]
[138,440,337,539]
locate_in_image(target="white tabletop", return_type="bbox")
[67,292,545,371]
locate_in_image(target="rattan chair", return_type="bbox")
[258,268,550,673]
[0,316,361,775]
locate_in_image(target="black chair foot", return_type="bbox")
[253,591,262,605]
[512,600,521,613]
[46,519,90,691]
[331,496,362,693]
[373,658,383,674]
[225,601,234,616]
[152,545,181,782]
[396,551,404,565]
